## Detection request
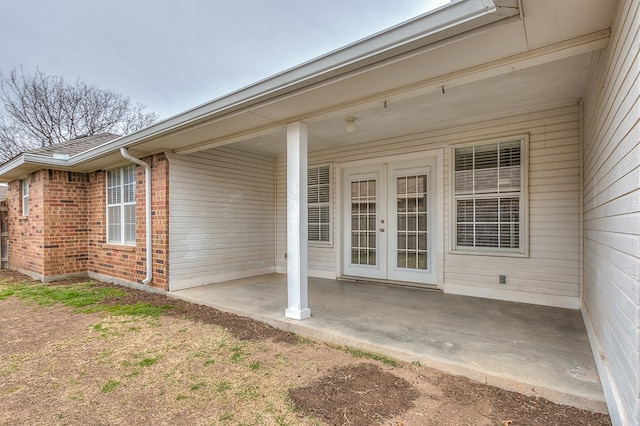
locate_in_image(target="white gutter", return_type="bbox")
[120,147,152,285]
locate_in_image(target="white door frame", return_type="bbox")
[335,149,444,289]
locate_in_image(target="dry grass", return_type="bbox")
[0,273,611,426]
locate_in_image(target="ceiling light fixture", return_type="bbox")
[345,117,356,133]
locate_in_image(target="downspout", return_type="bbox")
[120,147,152,285]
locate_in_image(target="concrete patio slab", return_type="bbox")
[170,274,606,413]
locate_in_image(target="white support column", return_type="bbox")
[285,121,311,320]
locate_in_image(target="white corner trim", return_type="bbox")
[581,305,625,426]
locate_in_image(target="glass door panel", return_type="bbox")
[350,179,377,266]
[342,167,386,280]
[395,174,428,271]
[387,162,435,284]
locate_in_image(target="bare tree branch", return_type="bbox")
[0,68,160,156]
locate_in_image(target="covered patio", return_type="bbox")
[171,274,607,413]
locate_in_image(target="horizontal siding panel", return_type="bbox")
[584,191,640,219]
[530,175,580,186]
[594,166,640,208]
[172,257,274,271]
[445,257,579,279]
[530,198,580,208]
[529,152,579,165]
[530,167,582,178]
[529,239,581,250]
[445,274,579,296]
[584,70,639,184]
[585,247,640,326]
[169,197,275,208]
[171,174,274,191]
[530,208,580,218]
[185,147,274,166]
[585,213,640,234]
[530,138,581,155]
[530,183,581,194]
[171,234,274,245]
[586,229,639,257]
[529,192,579,202]
[169,146,275,288]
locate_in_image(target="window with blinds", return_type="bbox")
[106,165,136,245]
[308,164,331,245]
[454,139,523,252]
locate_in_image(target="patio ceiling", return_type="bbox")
[228,52,594,156]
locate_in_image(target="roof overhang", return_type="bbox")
[0,0,521,181]
[0,0,616,181]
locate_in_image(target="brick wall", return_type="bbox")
[7,153,169,290]
[87,153,169,290]
[7,171,45,278]
[42,170,89,276]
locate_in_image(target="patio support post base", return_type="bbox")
[285,307,311,320]
[285,121,311,320]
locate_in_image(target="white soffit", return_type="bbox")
[522,0,616,49]
[228,52,594,155]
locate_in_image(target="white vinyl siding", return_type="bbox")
[21,178,28,216]
[276,105,581,306]
[453,138,525,253]
[308,164,332,245]
[583,0,639,424]
[106,166,136,245]
[168,146,276,290]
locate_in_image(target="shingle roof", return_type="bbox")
[26,133,120,158]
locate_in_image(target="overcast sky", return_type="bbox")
[0,0,449,119]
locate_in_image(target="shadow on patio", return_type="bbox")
[170,274,606,413]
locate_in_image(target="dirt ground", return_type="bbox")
[0,270,611,426]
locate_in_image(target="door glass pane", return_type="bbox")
[350,179,376,266]
[396,174,428,270]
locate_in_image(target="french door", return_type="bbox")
[342,158,437,285]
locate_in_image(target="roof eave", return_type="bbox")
[66,0,518,167]
[0,0,519,177]
[0,154,73,182]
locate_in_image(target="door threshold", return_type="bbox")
[339,276,440,292]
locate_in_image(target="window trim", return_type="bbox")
[106,165,136,246]
[449,134,529,257]
[308,163,333,247]
[21,178,29,216]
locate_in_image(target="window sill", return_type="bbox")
[102,243,136,252]
[309,242,333,249]
[449,249,529,259]
[17,215,29,221]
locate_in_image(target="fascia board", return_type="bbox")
[0,155,26,181]
[67,0,517,167]
[0,153,75,182]
[22,153,70,167]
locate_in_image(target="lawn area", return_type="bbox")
[0,271,610,426]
